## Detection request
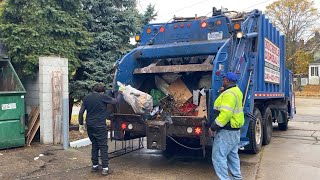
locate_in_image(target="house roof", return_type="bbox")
[310,59,320,65]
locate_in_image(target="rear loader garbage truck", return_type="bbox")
[111,8,295,155]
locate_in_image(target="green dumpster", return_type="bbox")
[0,58,26,149]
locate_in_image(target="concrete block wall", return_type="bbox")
[39,57,69,144]
[23,75,40,114]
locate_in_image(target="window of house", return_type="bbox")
[311,66,319,76]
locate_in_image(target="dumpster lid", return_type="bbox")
[0,59,26,94]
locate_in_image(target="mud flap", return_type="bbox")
[146,121,167,150]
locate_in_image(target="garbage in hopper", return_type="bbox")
[117,81,153,114]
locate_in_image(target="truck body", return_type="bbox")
[111,9,295,154]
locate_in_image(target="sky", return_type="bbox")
[137,0,320,23]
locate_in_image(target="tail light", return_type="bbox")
[121,122,127,130]
[194,127,202,135]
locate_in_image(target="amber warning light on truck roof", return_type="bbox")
[216,19,222,26]
[201,21,207,28]
[135,35,141,42]
[234,23,241,31]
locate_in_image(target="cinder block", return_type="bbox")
[40,93,51,102]
[31,99,40,106]
[40,86,52,93]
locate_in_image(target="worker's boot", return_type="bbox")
[101,167,111,176]
[91,165,99,172]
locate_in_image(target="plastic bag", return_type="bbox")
[150,89,166,106]
[161,73,182,84]
[117,82,153,114]
[155,76,170,95]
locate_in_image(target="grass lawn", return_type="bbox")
[295,85,320,97]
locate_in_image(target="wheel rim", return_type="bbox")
[255,117,262,145]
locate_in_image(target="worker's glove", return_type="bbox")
[118,85,126,93]
[79,125,85,134]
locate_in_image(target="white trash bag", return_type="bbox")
[117,81,153,114]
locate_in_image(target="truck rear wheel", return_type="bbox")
[278,110,288,131]
[245,108,263,154]
[262,107,273,145]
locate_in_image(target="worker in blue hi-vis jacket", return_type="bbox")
[209,72,245,180]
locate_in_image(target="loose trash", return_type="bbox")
[179,102,198,115]
[39,154,44,157]
[0,153,3,155]
[155,76,170,95]
[150,106,160,117]
[34,157,39,160]
[198,95,207,118]
[167,78,192,104]
[150,89,166,106]
[161,73,181,84]
[193,90,200,106]
[117,81,153,114]
[198,74,212,89]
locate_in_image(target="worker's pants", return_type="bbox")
[212,129,242,180]
[87,126,109,168]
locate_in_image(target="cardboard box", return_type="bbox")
[167,78,192,104]
[198,95,207,118]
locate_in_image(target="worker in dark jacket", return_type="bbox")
[78,83,122,176]
[209,72,244,180]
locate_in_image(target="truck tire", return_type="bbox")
[245,108,263,154]
[262,107,273,145]
[278,110,288,131]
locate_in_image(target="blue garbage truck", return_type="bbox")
[111,8,295,154]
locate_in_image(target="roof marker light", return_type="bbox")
[135,35,141,42]
[234,23,241,31]
[159,27,165,32]
[201,21,207,28]
[216,20,222,26]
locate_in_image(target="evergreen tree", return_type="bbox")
[0,0,91,79]
[70,0,157,100]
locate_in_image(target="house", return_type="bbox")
[309,59,320,85]
[306,32,320,85]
